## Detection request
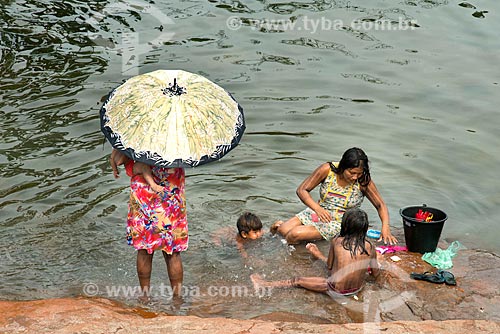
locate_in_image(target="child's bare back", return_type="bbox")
[326,237,379,293]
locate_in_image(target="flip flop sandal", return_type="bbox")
[437,270,457,286]
[410,271,445,284]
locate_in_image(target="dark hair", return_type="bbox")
[237,212,263,236]
[339,208,370,258]
[330,147,371,186]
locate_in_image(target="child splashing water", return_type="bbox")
[251,208,379,297]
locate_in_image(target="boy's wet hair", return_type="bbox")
[237,212,263,236]
[339,208,370,258]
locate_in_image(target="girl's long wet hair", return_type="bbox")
[339,208,370,258]
[330,147,371,186]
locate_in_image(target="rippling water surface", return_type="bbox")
[1,0,499,322]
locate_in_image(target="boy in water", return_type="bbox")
[237,212,264,241]
[251,208,379,297]
[212,212,264,258]
[110,148,164,192]
[236,212,264,257]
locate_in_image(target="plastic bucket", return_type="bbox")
[400,205,447,253]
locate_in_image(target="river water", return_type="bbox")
[1,0,499,323]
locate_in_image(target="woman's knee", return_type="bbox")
[277,217,300,235]
[285,227,321,244]
[136,250,153,277]
[285,228,302,244]
[163,250,181,261]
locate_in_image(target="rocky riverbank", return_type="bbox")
[0,297,498,334]
[1,248,499,333]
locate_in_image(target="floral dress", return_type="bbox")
[296,162,364,240]
[125,161,188,254]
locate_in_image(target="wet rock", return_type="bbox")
[252,311,333,324]
[0,297,499,334]
[374,248,500,322]
[0,249,499,333]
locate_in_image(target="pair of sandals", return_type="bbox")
[410,270,456,285]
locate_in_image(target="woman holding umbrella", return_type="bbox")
[101,70,245,302]
[111,149,186,300]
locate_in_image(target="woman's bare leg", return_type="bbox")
[284,225,323,244]
[275,216,302,236]
[137,250,154,301]
[162,251,183,297]
[272,216,323,244]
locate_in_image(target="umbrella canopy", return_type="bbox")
[100,70,245,168]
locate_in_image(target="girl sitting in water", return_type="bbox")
[251,208,379,297]
[110,148,164,193]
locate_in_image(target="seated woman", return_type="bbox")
[271,147,397,245]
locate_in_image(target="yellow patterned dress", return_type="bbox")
[125,161,188,254]
[296,163,364,239]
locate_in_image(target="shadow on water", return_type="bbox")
[0,0,499,324]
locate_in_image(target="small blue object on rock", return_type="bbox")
[367,229,381,239]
